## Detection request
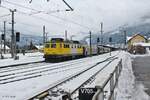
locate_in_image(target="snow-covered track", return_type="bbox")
[0,61,44,69]
[28,56,117,100]
[0,56,105,84]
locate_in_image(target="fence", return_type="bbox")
[92,59,122,100]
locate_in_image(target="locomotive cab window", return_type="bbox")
[51,44,56,48]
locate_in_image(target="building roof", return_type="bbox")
[127,34,147,43]
[34,45,43,50]
[126,36,132,42]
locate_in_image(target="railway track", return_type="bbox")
[0,54,94,73]
[0,51,121,100]
[0,55,110,84]
[28,56,118,100]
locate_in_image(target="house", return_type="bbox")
[127,34,147,54]
[127,34,147,46]
[0,44,10,53]
[127,34,147,48]
[34,45,44,52]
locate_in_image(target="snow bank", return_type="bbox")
[115,52,150,100]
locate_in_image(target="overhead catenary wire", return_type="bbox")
[0,1,100,40]
[0,1,96,31]
[4,0,39,11]
[0,13,10,18]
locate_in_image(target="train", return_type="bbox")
[43,38,103,61]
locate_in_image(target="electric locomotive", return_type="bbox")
[43,38,84,61]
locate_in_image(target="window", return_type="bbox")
[45,44,49,48]
[64,44,66,48]
[64,44,70,48]
[67,44,70,48]
[51,44,56,48]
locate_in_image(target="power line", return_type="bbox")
[0,1,94,30]
[4,0,39,11]
[50,14,92,30]
[0,13,10,18]
[0,2,97,32]
[3,0,72,15]
[16,10,63,26]
[28,0,73,11]
[17,21,41,28]
[0,3,80,28]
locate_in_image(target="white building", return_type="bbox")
[0,44,10,53]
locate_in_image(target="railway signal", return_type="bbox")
[16,32,20,42]
[1,34,4,40]
[109,37,112,43]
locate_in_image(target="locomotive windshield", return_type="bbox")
[51,38,64,43]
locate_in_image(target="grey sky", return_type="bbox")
[0,0,150,40]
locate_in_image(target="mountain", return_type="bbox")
[17,34,43,47]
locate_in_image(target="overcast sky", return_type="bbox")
[0,0,150,40]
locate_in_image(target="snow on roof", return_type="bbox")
[127,36,132,41]
[133,42,150,47]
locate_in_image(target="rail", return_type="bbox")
[28,56,116,100]
[92,59,122,100]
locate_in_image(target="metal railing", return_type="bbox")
[92,59,122,100]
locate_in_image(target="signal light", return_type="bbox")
[97,38,100,43]
[109,37,112,42]
[1,34,4,40]
[16,32,20,42]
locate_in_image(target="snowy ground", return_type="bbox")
[115,52,150,100]
[1,51,149,100]
[0,52,44,67]
[0,51,120,100]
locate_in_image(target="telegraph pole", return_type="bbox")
[89,31,92,56]
[124,30,127,50]
[100,22,103,45]
[3,21,6,54]
[10,9,16,58]
[45,32,48,42]
[43,25,45,44]
[65,30,67,40]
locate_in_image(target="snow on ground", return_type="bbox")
[2,51,148,100]
[115,52,150,100]
[0,51,119,100]
[0,52,44,67]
